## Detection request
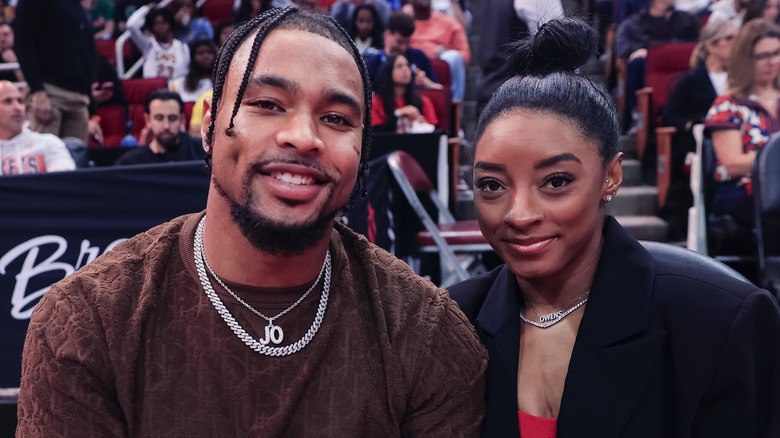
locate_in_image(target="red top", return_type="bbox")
[518,410,557,438]
[370,95,439,128]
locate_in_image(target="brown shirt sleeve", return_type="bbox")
[17,278,128,437]
[400,288,487,437]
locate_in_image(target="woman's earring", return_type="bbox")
[203,142,211,153]
[606,194,613,202]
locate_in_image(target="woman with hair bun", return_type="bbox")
[449,17,780,437]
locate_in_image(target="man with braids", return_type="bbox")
[16,7,487,437]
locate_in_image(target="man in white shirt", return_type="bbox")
[0,81,75,175]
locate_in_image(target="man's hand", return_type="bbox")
[414,69,443,90]
[88,119,104,145]
[1,48,17,63]
[91,82,114,104]
[31,91,52,126]
[396,104,422,121]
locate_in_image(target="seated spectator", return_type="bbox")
[350,4,384,53]
[83,0,116,40]
[331,0,391,31]
[115,89,202,165]
[169,39,216,102]
[705,19,780,229]
[616,0,699,130]
[213,19,235,47]
[744,0,780,23]
[0,81,75,175]
[173,0,214,43]
[0,20,22,83]
[371,54,438,133]
[188,88,211,138]
[408,0,470,101]
[662,19,737,240]
[431,0,471,30]
[363,12,441,90]
[127,3,190,80]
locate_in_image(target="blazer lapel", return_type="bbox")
[476,266,523,436]
[558,218,668,437]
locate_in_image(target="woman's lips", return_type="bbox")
[504,236,555,256]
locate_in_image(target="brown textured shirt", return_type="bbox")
[17,212,487,437]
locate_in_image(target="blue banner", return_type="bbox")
[0,162,211,390]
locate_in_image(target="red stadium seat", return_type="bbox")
[418,88,449,133]
[635,42,697,158]
[183,101,195,130]
[97,106,126,147]
[202,0,234,27]
[122,77,168,139]
[430,58,451,97]
[387,150,492,286]
[96,38,132,64]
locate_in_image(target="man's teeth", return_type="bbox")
[272,172,314,185]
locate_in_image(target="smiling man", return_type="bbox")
[17,7,486,437]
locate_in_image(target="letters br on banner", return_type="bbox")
[0,162,211,391]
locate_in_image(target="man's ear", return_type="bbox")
[201,95,213,154]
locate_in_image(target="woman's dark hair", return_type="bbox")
[234,0,274,24]
[185,39,217,92]
[144,7,176,35]
[144,88,184,114]
[207,6,372,199]
[213,20,235,46]
[744,0,779,24]
[476,17,619,162]
[374,54,423,132]
[350,4,383,50]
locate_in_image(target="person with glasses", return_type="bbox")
[660,19,738,241]
[705,18,780,230]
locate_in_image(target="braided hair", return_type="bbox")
[206,6,373,200]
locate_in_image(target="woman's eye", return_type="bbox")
[475,178,503,192]
[544,174,573,189]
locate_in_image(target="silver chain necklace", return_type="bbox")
[193,216,330,356]
[518,291,589,329]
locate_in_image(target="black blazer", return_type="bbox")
[449,217,780,437]
[661,63,718,132]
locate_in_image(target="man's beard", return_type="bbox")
[156,131,179,149]
[212,174,338,257]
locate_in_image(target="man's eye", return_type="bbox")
[256,100,279,111]
[323,114,354,127]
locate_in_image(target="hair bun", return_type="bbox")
[511,17,598,76]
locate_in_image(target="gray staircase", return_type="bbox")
[455,3,669,242]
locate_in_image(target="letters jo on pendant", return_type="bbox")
[259,323,284,345]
